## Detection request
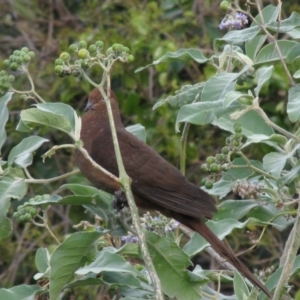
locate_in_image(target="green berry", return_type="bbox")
[21,47,29,53]
[9,55,17,62]
[28,51,35,58]
[235,132,243,139]
[3,60,10,67]
[80,60,89,69]
[226,137,231,145]
[69,44,77,53]
[122,46,130,53]
[55,65,63,73]
[106,47,113,55]
[24,213,32,222]
[16,57,24,64]
[220,1,230,11]
[13,50,21,56]
[88,44,97,53]
[72,69,81,77]
[201,178,208,185]
[215,154,224,162]
[60,52,70,61]
[2,82,10,91]
[210,163,219,172]
[20,94,27,100]
[78,49,89,59]
[29,207,37,216]
[19,215,26,223]
[8,75,15,82]
[55,58,64,66]
[206,156,215,165]
[79,40,87,49]
[0,76,8,83]
[234,123,241,129]
[95,40,104,48]
[13,212,20,219]
[128,55,135,62]
[222,147,230,154]
[235,127,242,133]
[112,43,122,51]
[17,205,23,212]
[9,63,19,71]
[233,140,240,147]
[205,181,213,189]
[201,163,209,172]
[23,55,31,63]
[0,70,7,76]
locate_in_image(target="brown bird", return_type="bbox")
[75,88,272,298]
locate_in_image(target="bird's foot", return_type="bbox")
[112,190,128,211]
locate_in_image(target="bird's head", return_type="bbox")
[84,88,119,114]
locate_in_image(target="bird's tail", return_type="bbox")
[188,219,272,298]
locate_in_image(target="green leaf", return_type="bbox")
[223,91,253,108]
[266,12,300,33]
[153,83,204,109]
[286,43,300,63]
[278,161,300,185]
[34,248,50,280]
[126,124,147,142]
[145,232,202,300]
[234,270,249,300]
[254,40,298,65]
[287,84,300,122]
[0,285,42,300]
[243,133,287,148]
[216,26,261,47]
[245,35,267,61]
[0,92,14,154]
[214,199,260,221]
[263,144,300,177]
[18,108,75,139]
[293,70,300,79]
[254,66,274,96]
[288,28,300,39]
[49,231,102,300]
[135,49,208,72]
[76,249,140,276]
[8,136,48,167]
[0,177,27,239]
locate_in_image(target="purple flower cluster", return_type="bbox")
[219,12,248,30]
[121,235,139,243]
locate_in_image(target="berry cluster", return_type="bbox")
[201,123,244,189]
[13,194,50,223]
[54,40,134,77]
[0,47,36,96]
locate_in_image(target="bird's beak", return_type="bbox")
[84,101,93,112]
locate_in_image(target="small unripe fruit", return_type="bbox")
[226,137,231,145]
[69,44,77,53]
[201,178,207,185]
[8,75,15,82]
[201,163,209,172]
[106,47,113,55]
[20,94,27,100]
[78,49,89,59]
[215,154,224,162]
[112,43,122,51]
[23,55,31,63]
[210,163,219,172]
[55,58,64,66]
[28,51,35,58]
[235,132,243,139]
[122,47,130,53]
[9,63,19,71]
[234,123,241,129]
[222,146,230,155]
[234,127,242,133]
[13,50,21,56]
[0,76,8,82]
[21,47,29,53]
[24,213,32,222]
[95,40,104,48]
[29,207,37,216]
[60,52,70,61]
[55,65,63,73]
[79,40,87,49]
[0,70,7,76]
[16,57,24,64]
[2,83,10,91]
[233,140,240,147]
[9,55,17,62]
[128,55,135,62]
[3,60,10,67]
[206,156,215,165]
[220,1,230,11]
[205,181,213,189]
[19,215,25,223]
[88,45,97,53]
[13,212,20,219]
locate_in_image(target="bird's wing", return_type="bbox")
[117,128,217,219]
